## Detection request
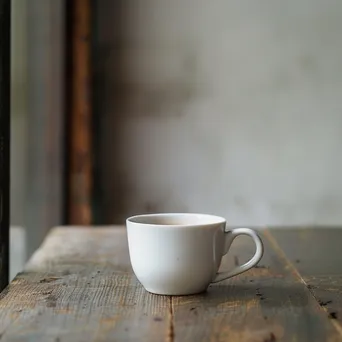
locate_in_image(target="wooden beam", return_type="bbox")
[0,0,10,291]
[67,0,93,225]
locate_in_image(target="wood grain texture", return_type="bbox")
[1,227,342,341]
[269,228,342,334]
[67,0,93,225]
[0,0,10,291]
[172,229,342,342]
[0,228,169,341]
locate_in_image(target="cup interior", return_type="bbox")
[127,213,226,226]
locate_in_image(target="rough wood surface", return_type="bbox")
[0,228,169,341]
[270,228,342,335]
[172,229,341,342]
[0,227,342,341]
[0,0,10,291]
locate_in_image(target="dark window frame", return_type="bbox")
[0,0,11,291]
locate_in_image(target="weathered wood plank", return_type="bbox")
[2,227,342,341]
[269,228,342,334]
[0,0,10,291]
[0,228,170,341]
[172,230,342,342]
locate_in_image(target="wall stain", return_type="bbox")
[233,196,249,212]
[109,170,188,223]
[299,54,316,73]
[105,45,206,119]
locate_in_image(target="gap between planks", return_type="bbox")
[264,228,342,338]
[169,296,175,342]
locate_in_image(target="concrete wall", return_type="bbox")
[10,0,65,273]
[96,0,342,226]
[11,0,28,228]
[10,0,28,274]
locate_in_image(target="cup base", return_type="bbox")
[144,286,208,296]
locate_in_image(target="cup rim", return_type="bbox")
[126,212,226,227]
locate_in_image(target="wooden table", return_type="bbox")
[1,227,342,341]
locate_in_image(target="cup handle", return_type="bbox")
[212,228,264,283]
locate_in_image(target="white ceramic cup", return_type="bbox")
[126,213,263,296]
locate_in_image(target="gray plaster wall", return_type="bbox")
[10,0,28,274]
[99,0,342,226]
[10,0,65,274]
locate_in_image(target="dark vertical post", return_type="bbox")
[0,0,10,291]
[67,0,93,225]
